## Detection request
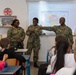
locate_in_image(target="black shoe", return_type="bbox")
[34,62,39,68]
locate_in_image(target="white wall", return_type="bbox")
[0,0,27,28]
[27,1,76,34]
[0,0,28,48]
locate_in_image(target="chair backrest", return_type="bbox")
[6,58,19,66]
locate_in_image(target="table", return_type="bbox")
[0,66,21,75]
[15,49,28,55]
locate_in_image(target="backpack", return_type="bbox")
[38,63,49,75]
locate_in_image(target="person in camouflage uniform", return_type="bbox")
[7,19,25,49]
[42,17,73,47]
[26,17,42,68]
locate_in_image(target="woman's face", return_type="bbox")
[33,19,38,26]
[14,20,20,28]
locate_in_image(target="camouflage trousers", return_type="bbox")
[26,40,40,62]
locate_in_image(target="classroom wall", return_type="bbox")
[0,0,28,48]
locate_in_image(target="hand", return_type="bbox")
[3,54,8,61]
[22,62,26,68]
[17,39,21,42]
[67,45,72,53]
[40,25,42,29]
[30,30,34,33]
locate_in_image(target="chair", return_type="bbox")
[6,58,19,75]
[46,46,55,64]
[6,58,19,66]
[22,55,30,75]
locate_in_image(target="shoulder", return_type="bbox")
[8,27,14,31]
[65,53,74,58]
[55,67,75,75]
[65,53,75,63]
[27,25,33,28]
[29,25,33,27]
[19,27,24,30]
[65,26,72,30]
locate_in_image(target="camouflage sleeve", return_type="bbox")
[19,28,25,41]
[34,29,42,36]
[42,26,57,32]
[7,28,16,42]
[68,28,74,45]
[26,26,31,36]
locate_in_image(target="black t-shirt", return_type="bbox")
[0,48,26,62]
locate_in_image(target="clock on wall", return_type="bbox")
[3,8,12,16]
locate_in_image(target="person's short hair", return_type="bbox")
[0,38,10,48]
[33,17,39,23]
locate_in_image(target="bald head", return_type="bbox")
[59,17,65,26]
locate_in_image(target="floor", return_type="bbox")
[20,62,46,75]
[30,62,45,75]
[30,64,38,75]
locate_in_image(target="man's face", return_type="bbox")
[33,19,38,26]
[59,17,65,26]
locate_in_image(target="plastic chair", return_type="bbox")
[6,58,19,75]
[6,58,19,66]
[23,55,30,75]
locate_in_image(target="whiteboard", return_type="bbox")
[27,2,76,35]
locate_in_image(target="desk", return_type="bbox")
[0,66,21,75]
[15,49,28,55]
[15,49,30,75]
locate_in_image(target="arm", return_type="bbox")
[0,52,3,60]
[2,54,8,61]
[68,29,73,46]
[7,28,12,41]
[26,26,32,36]
[34,28,42,36]
[51,55,56,72]
[74,50,76,62]
[19,28,25,42]
[42,26,57,32]
[7,28,16,42]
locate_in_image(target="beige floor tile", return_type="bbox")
[30,64,38,75]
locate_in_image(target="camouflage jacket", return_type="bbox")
[7,26,25,47]
[42,25,73,45]
[26,25,42,39]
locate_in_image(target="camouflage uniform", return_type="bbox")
[26,25,42,62]
[42,25,73,45]
[7,26,25,48]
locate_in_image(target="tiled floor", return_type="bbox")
[22,62,46,75]
[30,64,38,75]
[30,62,45,75]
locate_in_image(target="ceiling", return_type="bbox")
[26,0,76,2]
